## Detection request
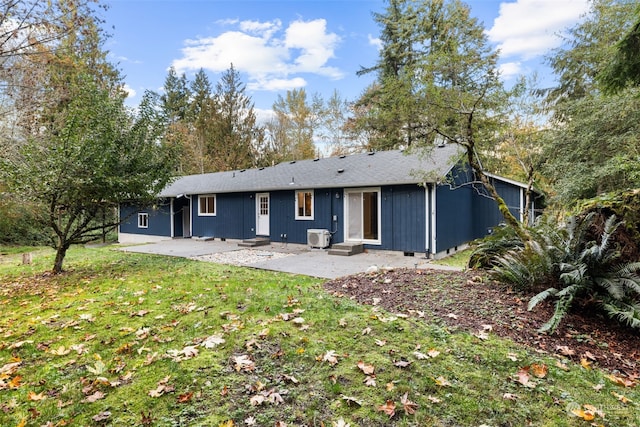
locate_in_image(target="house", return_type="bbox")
[118,144,540,258]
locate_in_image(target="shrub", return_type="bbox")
[489,213,640,333]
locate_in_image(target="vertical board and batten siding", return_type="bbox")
[435,165,526,253]
[191,192,254,239]
[269,189,344,245]
[378,185,427,253]
[119,201,172,237]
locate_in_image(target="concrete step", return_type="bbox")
[238,237,271,247]
[328,243,364,256]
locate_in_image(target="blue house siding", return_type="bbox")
[270,189,343,245]
[191,192,254,239]
[119,202,171,237]
[379,185,426,253]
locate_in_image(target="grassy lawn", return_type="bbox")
[0,246,638,426]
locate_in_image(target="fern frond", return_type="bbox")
[600,298,640,330]
[595,277,625,300]
[528,288,558,311]
[538,294,574,334]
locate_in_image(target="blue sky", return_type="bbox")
[103,0,590,119]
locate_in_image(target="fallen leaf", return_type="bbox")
[506,353,518,362]
[82,391,105,403]
[434,376,451,387]
[393,360,411,368]
[374,339,386,347]
[218,421,234,427]
[377,400,396,418]
[400,392,418,415]
[606,374,636,388]
[427,348,441,358]
[363,375,377,387]
[362,327,372,335]
[322,350,339,366]
[244,416,256,426]
[446,313,458,319]
[201,334,225,349]
[332,418,351,427]
[413,351,429,360]
[515,368,535,388]
[7,375,22,389]
[233,355,255,372]
[27,391,46,401]
[92,411,111,422]
[580,358,592,370]
[177,392,194,403]
[357,361,375,375]
[612,391,632,404]
[503,393,519,400]
[427,395,442,403]
[49,345,71,356]
[531,363,548,378]
[555,345,575,356]
[338,318,347,327]
[282,374,298,384]
[386,382,395,391]
[340,394,362,406]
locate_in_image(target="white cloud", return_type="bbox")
[172,18,342,91]
[122,83,136,98]
[368,34,382,50]
[487,0,590,59]
[498,61,522,79]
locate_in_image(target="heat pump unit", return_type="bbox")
[307,229,330,248]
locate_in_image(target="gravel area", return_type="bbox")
[190,249,296,266]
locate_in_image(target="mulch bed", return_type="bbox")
[323,268,640,379]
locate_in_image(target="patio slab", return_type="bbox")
[119,239,461,279]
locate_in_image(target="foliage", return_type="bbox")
[468,225,524,269]
[0,246,638,426]
[159,65,263,174]
[0,10,175,273]
[356,0,528,240]
[489,213,640,333]
[598,4,640,94]
[543,0,640,204]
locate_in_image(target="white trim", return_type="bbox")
[294,190,315,220]
[343,187,382,245]
[256,192,270,236]
[138,212,149,229]
[170,198,175,237]
[430,183,437,256]
[198,194,216,216]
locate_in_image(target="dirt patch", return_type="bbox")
[324,268,640,377]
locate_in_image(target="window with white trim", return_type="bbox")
[198,195,216,216]
[295,190,314,220]
[138,212,149,229]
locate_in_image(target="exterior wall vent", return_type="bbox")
[307,229,330,248]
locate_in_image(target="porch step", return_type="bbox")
[238,237,271,248]
[328,243,364,256]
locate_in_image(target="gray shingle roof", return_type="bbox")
[159,144,462,197]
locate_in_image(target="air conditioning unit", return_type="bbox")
[307,229,330,248]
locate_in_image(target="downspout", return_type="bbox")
[430,183,437,258]
[170,198,174,238]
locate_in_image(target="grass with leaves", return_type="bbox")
[0,246,638,426]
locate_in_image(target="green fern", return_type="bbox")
[490,212,640,333]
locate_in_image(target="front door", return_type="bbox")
[256,193,270,236]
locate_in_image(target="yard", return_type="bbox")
[0,246,638,426]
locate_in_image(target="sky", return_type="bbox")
[102,0,591,120]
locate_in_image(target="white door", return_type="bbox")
[256,193,270,236]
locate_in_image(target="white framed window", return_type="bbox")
[138,212,149,229]
[198,195,216,216]
[295,190,314,220]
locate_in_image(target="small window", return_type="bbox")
[198,195,216,216]
[295,190,314,220]
[138,212,149,229]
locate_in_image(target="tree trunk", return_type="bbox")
[465,148,532,243]
[53,242,69,274]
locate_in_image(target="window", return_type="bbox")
[198,195,216,216]
[295,190,314,220]
[345,188,381,244]
[138,212,149,229]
